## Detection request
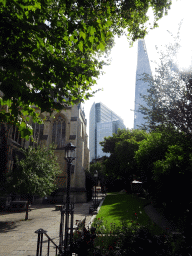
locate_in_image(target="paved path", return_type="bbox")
[144,204,181,234]
[135,194,182,234]
[0,193,182,255]
[0,201,95,256]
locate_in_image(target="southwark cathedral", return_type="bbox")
[0,99,90,203]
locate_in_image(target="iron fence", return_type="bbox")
[35,205,86,256]
[35,228,61,256]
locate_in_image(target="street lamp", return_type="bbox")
[63,142,76,255]
[94,170,98,207]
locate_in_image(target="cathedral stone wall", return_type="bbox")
[39,103,89,203]
[0,100,89,203]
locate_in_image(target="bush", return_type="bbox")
[89,218,189,256]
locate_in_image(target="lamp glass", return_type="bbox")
[64,143,76,158]
[67,149,75,158]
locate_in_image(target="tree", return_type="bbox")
[6,144,61,220]
[0,124,8,195]
[100,129,148,191]
[167,73,192,134]
[86,159,109,197]
[0,0,171,139]
[153,144,192,206]
[135,125,192,210]
[138,25,192,134]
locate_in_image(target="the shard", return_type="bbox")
[134,39,152,129]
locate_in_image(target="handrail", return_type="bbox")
[44,233,60,251]
[35,215,87,256]
[35,228,62,256]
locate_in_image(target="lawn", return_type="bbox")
[92,192,164,235]
[72,192,184,255]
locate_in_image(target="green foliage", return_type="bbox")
[135,126,186,174]
[91,218,184,256]
[0,0,171,138]
[100,129,148,183]
[153,144,186,181]
[6,144,62,197]
[87,160,109,191]
[135,126,192,212]
[89,161,103,176]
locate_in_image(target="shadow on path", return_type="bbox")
[0,221,18,233]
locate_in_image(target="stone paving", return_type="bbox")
[0,192,181,256]
[144,204,180,234]
[0,200,97,256]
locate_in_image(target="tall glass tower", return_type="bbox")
[134,39,152,129]
[89,102,126,161]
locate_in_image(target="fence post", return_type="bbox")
[35,228,47,256]
[59,206,65,252]
[69,204,74,252]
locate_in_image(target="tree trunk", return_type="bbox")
[25,200,29,220]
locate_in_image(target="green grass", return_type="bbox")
[92,192,164,235]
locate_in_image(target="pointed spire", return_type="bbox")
[134,40,152,129]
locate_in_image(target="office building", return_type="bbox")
[89,102,126,161]
[134,39,152,129]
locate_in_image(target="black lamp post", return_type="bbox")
[94,170,98,207]
[63,142,76,255]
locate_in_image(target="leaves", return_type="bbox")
[135,126,192,209]
[0,0,171,139]
[5,144,62,197]
[79,31,86,40]
[100,129,148,180]
[78,41,83,52]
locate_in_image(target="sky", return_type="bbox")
[82,0,192,139]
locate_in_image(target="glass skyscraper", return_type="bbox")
[89,102,126,161]
[134,39,152,129]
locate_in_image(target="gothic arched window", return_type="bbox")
[52,115,66,148]
[33,123,44,140]
[7,124,22,145]
[30,122,44,146]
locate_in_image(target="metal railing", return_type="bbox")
[35,228,61,256]
[59,203,74,254]
[35,209,86,256]
[35,191,106,255]
[35,216,90,256]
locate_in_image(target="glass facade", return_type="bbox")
[89,102,126,161]
[89,103,96,161]
[134,40,152,129]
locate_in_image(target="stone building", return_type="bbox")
[0,101,90,203]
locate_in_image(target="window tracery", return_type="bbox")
[52,115,66,148]
[7,124,22,145]
[30,122,44,146]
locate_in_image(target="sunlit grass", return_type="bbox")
[92,192,164,235]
